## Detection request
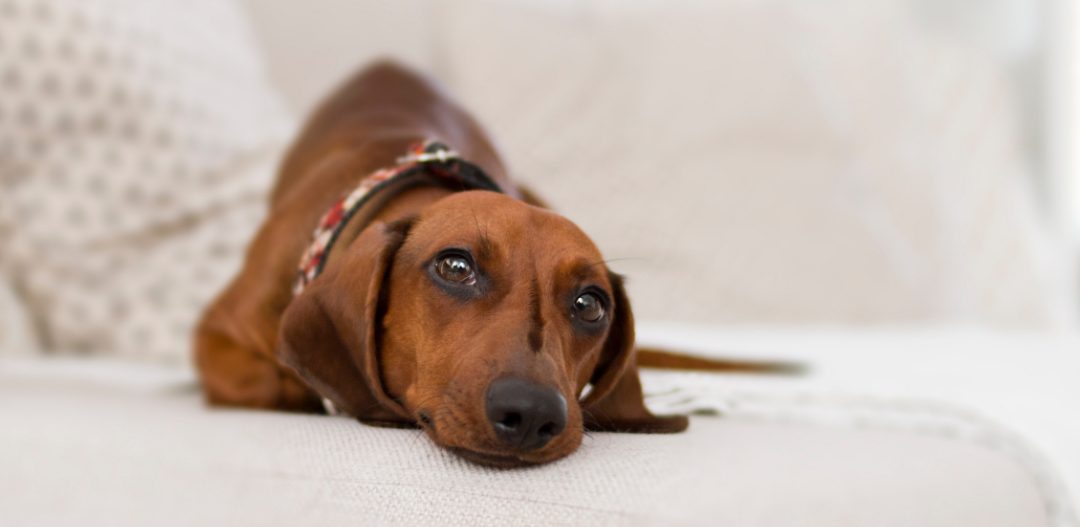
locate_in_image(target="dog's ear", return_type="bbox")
[581,273,689,433]
[276,220,414,427]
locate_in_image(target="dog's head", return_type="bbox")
[278,191,686,466]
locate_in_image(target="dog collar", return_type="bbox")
[292,139,502,296]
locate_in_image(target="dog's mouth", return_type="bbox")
[420,411,540,467]
[449,447,541,468]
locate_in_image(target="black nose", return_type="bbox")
[485,377,568,451]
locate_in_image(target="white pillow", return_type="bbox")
[0,0,293,363]
[437,0,1075,330]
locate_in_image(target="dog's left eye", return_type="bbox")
[434,253,477,285]
[572,292,606,323]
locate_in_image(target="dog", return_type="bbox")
[195,61,789,466]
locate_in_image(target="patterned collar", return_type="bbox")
[292,140,502,296]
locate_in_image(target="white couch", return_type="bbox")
[1,0,1077,525]
[1,329,1074,526]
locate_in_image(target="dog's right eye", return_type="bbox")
[434,252,477,286]
[572,292,606,323]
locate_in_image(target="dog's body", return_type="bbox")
[196,63,517,413]
[196,62,688,466]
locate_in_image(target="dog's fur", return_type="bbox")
[195,62,690,466]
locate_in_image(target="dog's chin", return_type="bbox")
[449,447,540,468]
[447,444,577,468]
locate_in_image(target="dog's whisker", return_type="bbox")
[585,257,648,270]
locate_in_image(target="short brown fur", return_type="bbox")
[195,62,688,466]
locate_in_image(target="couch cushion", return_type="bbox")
[434,0,1074,330]
[0,0,292,363]
[0,369,1049,526]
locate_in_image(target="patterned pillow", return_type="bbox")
[0,0,293,363]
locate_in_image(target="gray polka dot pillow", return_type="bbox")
[0,0,294,364]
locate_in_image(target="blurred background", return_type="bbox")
[248,0,1080,331]
[3,1,1080,524]
[2,0,1079,364]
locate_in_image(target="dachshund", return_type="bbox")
[194,61,791,467]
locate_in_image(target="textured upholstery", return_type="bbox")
[0,369,1050,527]
[0,0,291,363]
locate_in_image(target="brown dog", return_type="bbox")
[195,61,693,466]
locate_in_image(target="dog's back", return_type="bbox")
[271,61,514,207]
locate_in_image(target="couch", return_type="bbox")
[1,0,1076,525]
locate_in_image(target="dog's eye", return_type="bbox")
[435,253,476,285]
[572,292,606,323]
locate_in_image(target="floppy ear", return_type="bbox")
[581,273,689,433]
[276,220,414,427]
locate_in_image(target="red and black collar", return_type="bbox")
[293,140,502,295]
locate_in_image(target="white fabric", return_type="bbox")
[431,0,1074,330]
[0,356,1052,527]
[0,0,292,363]
[241,0,436,115]
[637,324,1080,525]
[0,278,39,356]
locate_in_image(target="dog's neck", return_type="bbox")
[292,140,504,296]
[326,183,451,268]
